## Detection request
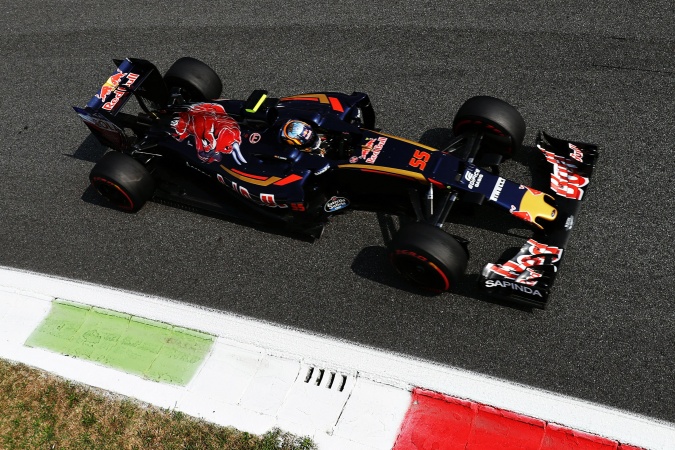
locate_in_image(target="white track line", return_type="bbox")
[0,266,673,449]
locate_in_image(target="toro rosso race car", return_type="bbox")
[74,57,599,308]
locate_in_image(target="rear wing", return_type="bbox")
[479,132,599,308]
[83,57,167,115]
[74,58,168,150]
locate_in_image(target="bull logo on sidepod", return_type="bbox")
[170,103,246,165]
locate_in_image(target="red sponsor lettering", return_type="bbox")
[237,185,251,199]
[102,88,127,111]
[232,182,249,200]
[487,239,562,286]
[569,143,584,163]
[260,193,276,206]
[260,193,288,208]
[539,146,589,200]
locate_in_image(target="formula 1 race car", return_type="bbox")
[74,57,598,308]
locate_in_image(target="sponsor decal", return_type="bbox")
[509,185,557,226]
[324,196,350,212]
[539,146,589,200]
[489,177,505,201]
[236,184,251,200]
[170,103,246,165]
[465,167,483,189]
[260,193,287,208]
[565,215,574,230]
[221,179,291,209]
[569,143,584,163]
[352,137,387,164]
[96,70,139,111]
[484,280,543,297]
[249,132,261,144]
[101,90,126,111]
[486,239,563,286]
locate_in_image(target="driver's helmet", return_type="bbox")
[280,120,318,149]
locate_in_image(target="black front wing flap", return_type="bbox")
[479,132,599,308]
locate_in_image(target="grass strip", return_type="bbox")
[0,359,315,450]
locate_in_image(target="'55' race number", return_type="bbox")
[408,150,430,171]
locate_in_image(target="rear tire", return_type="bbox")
[452,96,526,157]
[388,223,468,292]
[89,152,155,213]
[164,57,223,101]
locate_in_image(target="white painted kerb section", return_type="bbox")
[0,266,673,450]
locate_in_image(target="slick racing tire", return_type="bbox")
[388,222,468,293]
[164,57,223,101]
[89,152,155,213]
[452,96,526,157]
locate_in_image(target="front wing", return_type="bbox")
[479,133,599,308]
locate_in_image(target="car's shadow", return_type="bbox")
[66,134,109,163]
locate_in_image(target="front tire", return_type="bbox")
[388,223,468,292]
[89,152,155,213]
[452,96,526,157]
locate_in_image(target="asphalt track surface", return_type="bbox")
[1,0,673,425]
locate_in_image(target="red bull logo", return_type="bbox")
[350,137,387,164]
[95,69,139,111]
[508,185,557,228]
[170,103,246,165]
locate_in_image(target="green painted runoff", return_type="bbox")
[25,300,214,385]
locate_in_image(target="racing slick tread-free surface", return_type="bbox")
[89,152,156,213]
[389,223,469,292]
[164,57,223,101]
[453,95,527,156]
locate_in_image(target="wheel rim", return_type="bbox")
[91,176,134,211]
[391,250,450,292]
